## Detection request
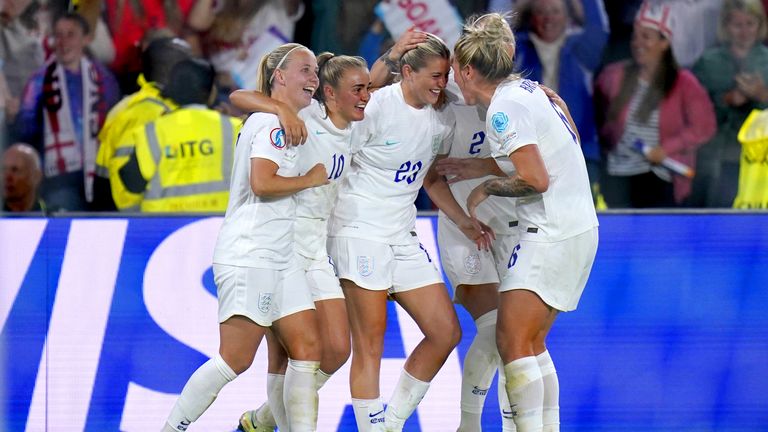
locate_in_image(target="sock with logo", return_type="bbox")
[384,369,431,431]
[503,356,544,432]
[316,368,332,390]
[352,397,385,432]
[283,359,320,432]
[458,310,500,432]
[165,354,237,431]
[497,369,517,431]
[537,351,560,432]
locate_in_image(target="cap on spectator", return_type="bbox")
[635,1,676,39]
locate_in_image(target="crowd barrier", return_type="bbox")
[1,213,767,431]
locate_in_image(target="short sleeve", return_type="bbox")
[486,98,538,158]
[243,114,289,166]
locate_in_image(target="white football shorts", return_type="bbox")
[296,253,344,302]
[328,234,443,293]
[499,227,598,312]
[214,261,315,327]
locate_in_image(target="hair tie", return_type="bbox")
[269,45,304,84]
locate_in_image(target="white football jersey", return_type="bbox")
[486,79,598,242]
[213,113,300,269]
[441,89,517,236]
[330,82,455,244]
[294,100,353,259]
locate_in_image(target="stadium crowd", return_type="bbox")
[1,0,767,213]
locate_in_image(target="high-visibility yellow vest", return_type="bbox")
[97,77,177,210]
[734,109,768,209]
[133,106,241,213]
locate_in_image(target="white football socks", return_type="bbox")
[165,354,237,430]
[283,359,320,431]
[384,369,430,431]
[497,370,517,431]
[503,356,543,432]
[265,373,286,430]
[458,310,500,432]
[537,351,560,432]
[352,397,386,432]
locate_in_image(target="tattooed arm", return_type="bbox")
[466,144,549,218]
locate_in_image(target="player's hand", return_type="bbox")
[458,216,495,251]
[276,104,308,146]
[466,183,490,220]
[305,163,330,187]
[390,27,429,61]
[436,157,491,184]
[540,84,569,114]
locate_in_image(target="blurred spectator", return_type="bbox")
[104,0,196,93]
[2,142,45,212]
[690,0,768,207]
[1,66,11,150]
[665,0,722,68]
[186,0,303,92]
[312,0,378,54]
[16,12,120,211]
[0,0,46,123]
[94,36,192,210]
[514,0,609,195]
[118,58,240,212]
[595,1,716,208]
[47,0,116,64]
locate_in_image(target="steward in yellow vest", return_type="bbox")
[734,109,768,209]
[119,58,240,212]
[93,37,191,210]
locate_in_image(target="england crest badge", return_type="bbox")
[357,256,374,277]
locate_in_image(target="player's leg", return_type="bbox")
[387,283,462,431]
[239,330,288,432]
[164,316,265,431]
[315,297,351,384]
[342,279,389,431]
[308,256,351,387]
[497,289,554,432]
[270,267,322,432]
[534,311,559,432]
[164,264,271,431]
[454,283,500,432]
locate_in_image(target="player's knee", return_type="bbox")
[427,317,462,351]
[496,326,533,360]
[220,350,255,375]
[288,333,322,361]
[326,334,351,369]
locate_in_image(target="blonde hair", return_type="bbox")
[256,43,311,96]
[397,33,451,72]
[315,52,368,104]
[718,0,768,43]
[454,13,517,83]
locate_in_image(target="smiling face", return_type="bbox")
[54,17,89,70]
[326,66,371,125]
[273,48,319,112]
[531,0,568,43]
[631,24,670,70]
[402,56,450,108]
